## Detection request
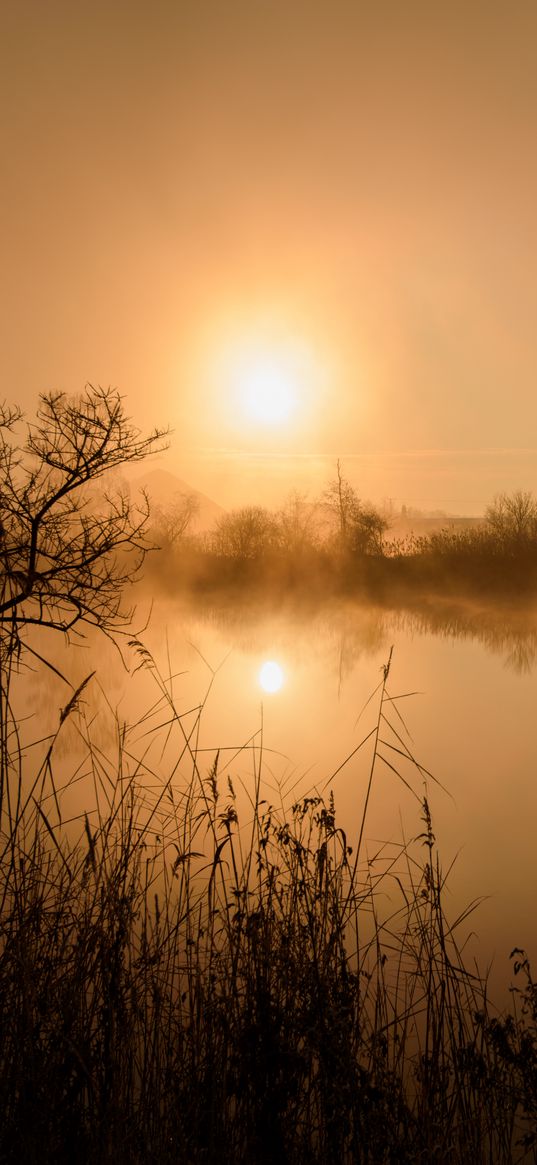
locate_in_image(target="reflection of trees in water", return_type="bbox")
[503,639,537,675]
[20,595,535,770]
[386,602,537,675]
[181,595,389,684]
[181,592,537,677]
[335,613,388,691]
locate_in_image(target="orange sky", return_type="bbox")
[2,0,537,513]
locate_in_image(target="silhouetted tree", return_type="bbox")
[0,385,168,661]
[211,506,278,558]
[323,460,360,546]
[485,490,537,546]
[149,491,199,551]
[275,490,320,554]
[322,461,388,554]
[349,504,388,554]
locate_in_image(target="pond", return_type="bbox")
[15,589,537,1002]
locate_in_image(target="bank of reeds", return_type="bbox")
[0,649,536,1163]
[141,531,537,609]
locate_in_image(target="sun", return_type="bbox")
[199,323,328,444]
[238,356,297,426]
[258,660,285,693]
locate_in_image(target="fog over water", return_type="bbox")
[15,591,537,1000]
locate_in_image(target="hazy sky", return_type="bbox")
[2,0,537,512]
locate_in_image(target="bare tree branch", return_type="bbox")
[0,385,169,659]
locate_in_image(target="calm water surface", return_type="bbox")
[18,592,537,999]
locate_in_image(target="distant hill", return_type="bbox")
[130,468,224,533]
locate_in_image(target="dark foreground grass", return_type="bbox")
[0,650,536,1164]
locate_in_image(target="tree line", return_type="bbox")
[152,458,390,560]
[153,476,537,564]
[3,386,537,671]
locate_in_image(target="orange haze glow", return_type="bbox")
[1,1,537,512]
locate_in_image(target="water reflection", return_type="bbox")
[383,598,537,675]
[12,589,537,1002]
[193,591,537,677]
[17,595,537,757]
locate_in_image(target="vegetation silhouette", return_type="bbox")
[2,645,537,1160]
[0,385,168,663]
[2,398,537,1161]
[144,475,537,607]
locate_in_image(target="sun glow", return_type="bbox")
[238,357,297,426]
[258,660,285,693]
[196,320,331,451]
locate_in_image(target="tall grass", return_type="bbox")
[0,646,536,1163]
